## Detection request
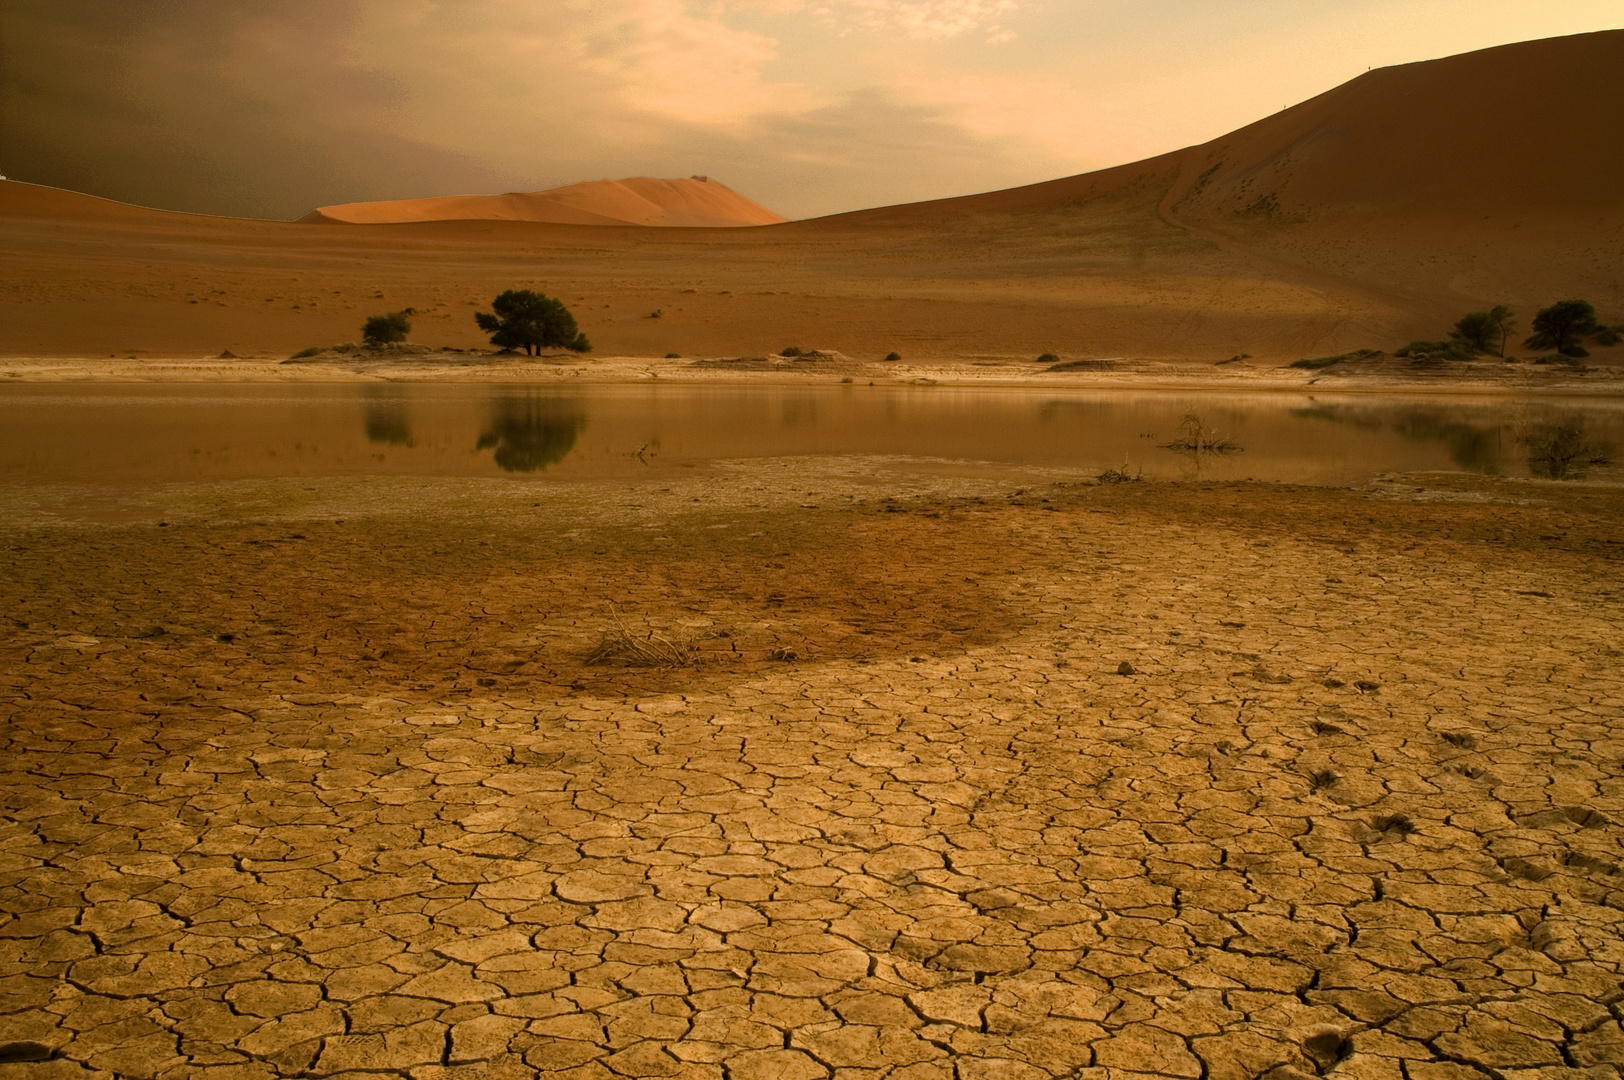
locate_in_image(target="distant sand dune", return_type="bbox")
[298,177,787,228]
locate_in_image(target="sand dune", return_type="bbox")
[299,176,787,228]
[832,31,1623,227]
[1,31,1618,362]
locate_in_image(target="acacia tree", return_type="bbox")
[1525,300,1599,357]
[474,290,590,355]
[1451,305,1515,357]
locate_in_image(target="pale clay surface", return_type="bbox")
[2,465,1623,1080]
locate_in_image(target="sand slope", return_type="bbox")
[299,176,787,227]
[1,31,1618,361]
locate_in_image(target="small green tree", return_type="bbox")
[1526,300,1598,357]
[474,290,590,355]
[1451,305,1515,357]
[362,310,411,346]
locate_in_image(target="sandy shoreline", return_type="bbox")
[3,353,1622,398]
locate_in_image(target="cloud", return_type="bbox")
[0,0,1068,219]
[371,0,824,133]
[664,86,1078,215]
[0,0,508,218]
[734,0,1019,41]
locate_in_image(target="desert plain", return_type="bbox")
[3,28,1624,1080]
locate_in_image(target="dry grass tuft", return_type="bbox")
[584,608,694,668]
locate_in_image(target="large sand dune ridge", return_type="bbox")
[299,176,788,228]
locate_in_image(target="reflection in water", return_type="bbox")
[1295,405,1504,474]
[1525,421,1615,480]
[1390,416,1500,474]
[780,394,816,427]
[363,390,414,447]
[7,385,1623,489]
[476,396,585,473]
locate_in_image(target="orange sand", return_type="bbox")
[299,177,787,228]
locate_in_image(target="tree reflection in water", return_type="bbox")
[1389,415,1500,473]
[363,390,413,447]
[1295,405,1504,474]
[476,396,585,472]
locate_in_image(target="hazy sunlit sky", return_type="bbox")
[3,0,1619,220]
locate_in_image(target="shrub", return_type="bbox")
[1451,305,1515,356]
[1097,464,1141,484]
[665,352,681,359]
[361,310,411,346]
[883,352,902,363]
[1291,349,1375,369]
[781,346,803,357]
[1037,353,1059,364]
[1162,413,1241,454]
[1526,299,1599,356]
[475,290,589,354]
[1396,339,1474,361]
[1524,421,1614,479]
[290,346,323,359]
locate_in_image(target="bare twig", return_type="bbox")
[583,606,693,667]
[1162,413,1242,454]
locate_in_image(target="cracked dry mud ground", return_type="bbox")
[3,470,1624,1080]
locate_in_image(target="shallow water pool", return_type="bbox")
[1,383,1620,488]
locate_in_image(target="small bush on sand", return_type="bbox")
[290,346,323,359]
[884,351,902,362]
[781,346,803,357]
[1037,353,1059,364]
[1396,339,1475,361]
[665,352,681,358]
[362,310,411,346]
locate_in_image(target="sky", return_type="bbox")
[2,0,1619,221]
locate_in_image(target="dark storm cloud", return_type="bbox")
[0,0,1070,220]
[0,0,504,218]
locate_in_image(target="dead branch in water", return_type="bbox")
[1162,413,1242,454]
